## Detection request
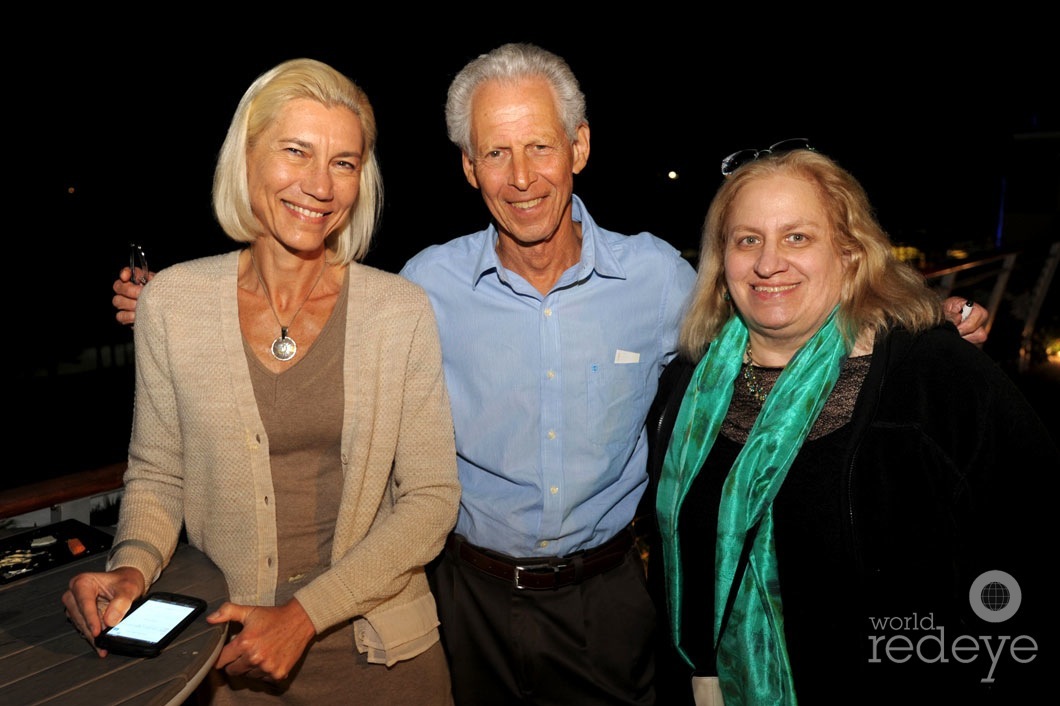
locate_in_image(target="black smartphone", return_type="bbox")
[95,591,208,657]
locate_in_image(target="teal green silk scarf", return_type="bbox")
[656,308,847,706]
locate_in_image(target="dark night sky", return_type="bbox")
[38,28,1058,272]
[12,21,1059,483]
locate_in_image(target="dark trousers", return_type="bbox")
[428,535,656,706]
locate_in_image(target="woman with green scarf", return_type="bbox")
[646,144,1056,705]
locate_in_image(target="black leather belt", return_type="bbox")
[445,530,634,590]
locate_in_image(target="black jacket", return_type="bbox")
[644,325,1058,705]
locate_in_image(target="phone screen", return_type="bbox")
[106,596,198,643]
[97,591,207,656]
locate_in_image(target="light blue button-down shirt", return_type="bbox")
[400,196,696,557]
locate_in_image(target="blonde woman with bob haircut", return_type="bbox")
[64,58,460,705]
[212,58,383,265]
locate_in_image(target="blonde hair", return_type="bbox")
[679,149,944,360]
[212,58,382,264]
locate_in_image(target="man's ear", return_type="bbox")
[462,153,480,189]
[571,123,590,175]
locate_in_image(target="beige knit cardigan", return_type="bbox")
[108,250,460,665]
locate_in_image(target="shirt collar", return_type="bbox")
[471,195,627,289]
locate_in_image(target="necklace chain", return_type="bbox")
[249,249,327,361]
[742,342,769,403]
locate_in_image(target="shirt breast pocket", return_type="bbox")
[587,360,648,449]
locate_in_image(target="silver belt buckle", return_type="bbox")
[513,563,560,590]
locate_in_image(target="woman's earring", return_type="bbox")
[722,290,731,301]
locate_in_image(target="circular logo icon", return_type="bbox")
[969,570,1021,623]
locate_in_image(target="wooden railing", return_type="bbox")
[921,250,1020,336]
[0,463,125,520]
[1019,241,1060,371]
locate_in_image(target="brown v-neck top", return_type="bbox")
[244,270,348,604]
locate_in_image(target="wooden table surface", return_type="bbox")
[0,530,228,706]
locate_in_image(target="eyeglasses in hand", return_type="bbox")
[129,243,149,285]
[720,138,815,176]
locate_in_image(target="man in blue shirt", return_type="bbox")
[398,43,695,705]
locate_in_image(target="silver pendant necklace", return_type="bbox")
[249,250,327,362]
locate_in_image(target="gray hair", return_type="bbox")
[445,43,587,155]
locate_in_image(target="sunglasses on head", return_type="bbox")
[720,138,815,176]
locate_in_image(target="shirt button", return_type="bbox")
[544,308,552,317]
[550,486,559,495]
[539,540,549,548]
[546,370,555,379]
[547,430,556,440]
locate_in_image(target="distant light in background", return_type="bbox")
[892,244,926,269]
[1047,337,1060,364]
[667,170,678,180]
[67,186,76,194]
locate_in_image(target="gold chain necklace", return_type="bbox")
[742,342,769,403]
[249,250,327,362]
